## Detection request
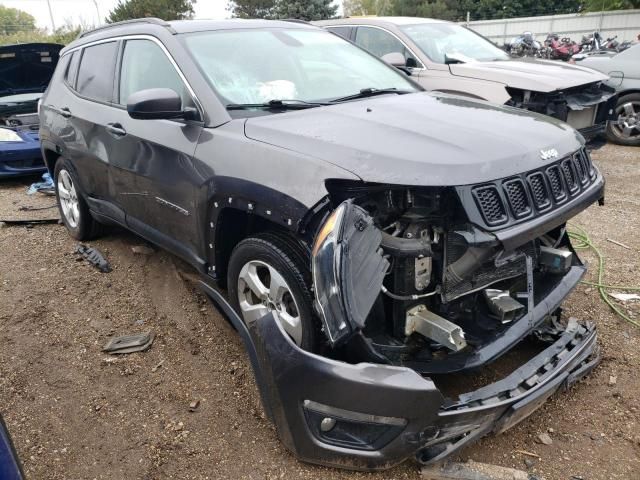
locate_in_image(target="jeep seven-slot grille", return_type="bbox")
[472,186,507,225]
[503,179,531,218]
[469,148,596,228]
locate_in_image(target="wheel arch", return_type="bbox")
[617,89,640,99]
[205,183,330,287]
[42,148,61,176]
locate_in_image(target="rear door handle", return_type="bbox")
[51,106,72,118]
[106,122,127,137]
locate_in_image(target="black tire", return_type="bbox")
[227,232,319,351]
[606,93,640,146]
[54,157,102,240]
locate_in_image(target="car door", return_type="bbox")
[59,41,122,220]
[353,26,422,70]
[106,38,203,261]
[352,25,457,95]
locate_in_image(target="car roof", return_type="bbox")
[64,18,319,53]
[315,16,451,27]
[167,18,317,33]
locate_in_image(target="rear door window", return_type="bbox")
[76,41,118,103]
[118,39,190,106]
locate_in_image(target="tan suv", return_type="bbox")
[316,16,617,141]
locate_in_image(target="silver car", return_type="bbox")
[576,44,640,146]
[316,17,617,141]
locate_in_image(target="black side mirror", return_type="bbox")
[127,88,196,121]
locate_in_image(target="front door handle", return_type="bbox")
[106,122,127,137]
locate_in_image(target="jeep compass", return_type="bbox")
[39,18,604,471]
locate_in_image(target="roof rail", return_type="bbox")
[280,18,311,25]
[79,17,171,38]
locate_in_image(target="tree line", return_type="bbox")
[2,0,639,46]
[230,0,640,21]
[343,0,640,21]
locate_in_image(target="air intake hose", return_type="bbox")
[445,246,494,284]
[380,231,432,258]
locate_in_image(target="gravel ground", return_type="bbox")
[1,143,639,480]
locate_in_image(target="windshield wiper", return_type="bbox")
[330,88,412,103]
[226,99,330,111]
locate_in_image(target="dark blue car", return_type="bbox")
[0,415,23,480]
[0,43,62,178]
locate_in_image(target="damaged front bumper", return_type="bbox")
[508,83,617,141]
[200,281,600,471]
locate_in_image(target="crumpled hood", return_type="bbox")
[449,58,609,92]
[0,43,63,97]
[244,92,583,186]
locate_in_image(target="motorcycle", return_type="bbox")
[545,33,581,61]
[580,31,608,53]
[602,35,619,50]
[507,31,543,58]
[615,40,634,52]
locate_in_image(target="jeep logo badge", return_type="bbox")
[540,148,559,161]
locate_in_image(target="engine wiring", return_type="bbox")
[381,285,440,301]
[569,223,640,328]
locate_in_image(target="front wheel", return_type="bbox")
[227,232,318,351]
[606,93,640,146]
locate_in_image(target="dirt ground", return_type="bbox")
[1,143,639,480]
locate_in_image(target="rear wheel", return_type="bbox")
[606,93,640,146]
[54,158,102,240]
[227,232,318,351]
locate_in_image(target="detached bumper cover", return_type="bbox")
[247,313,598,470]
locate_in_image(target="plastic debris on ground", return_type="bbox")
[27,172,55,196]
[609,293,640,302]
[103,332,155,354]
[74,244,112,273]
[421,460,543,480]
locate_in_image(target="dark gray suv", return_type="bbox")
[40,18,603,471]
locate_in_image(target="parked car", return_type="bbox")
[0,43,62,178]
[315,17,617,141]
[0,414,23,480]
[40,18,603,471]
[575,44,640,146]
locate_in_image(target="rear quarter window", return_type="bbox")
[76,41,118,103]
[326,26,353,41]
[64,51,80,88]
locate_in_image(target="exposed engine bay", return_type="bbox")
[313,180,584,375]
[506,81,616,135]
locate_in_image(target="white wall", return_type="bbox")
[464,9,640,45]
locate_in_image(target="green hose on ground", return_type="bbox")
[568,224,640,328]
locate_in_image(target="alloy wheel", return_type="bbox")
[237,260,303,346]
[57,169,80,228]
[612,101,640,142]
